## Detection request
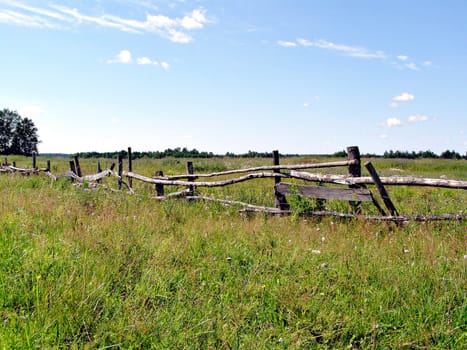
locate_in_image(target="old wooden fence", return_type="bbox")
[1,146,466,222]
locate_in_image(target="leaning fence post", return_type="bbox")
[365,162,399,216]
[155,170,165,197]
[118,155,123,190]
[46,160,51,172]
[127,147,133,189]
[347,146,362,213]
[74,156,82,177]
[273,150,290,210]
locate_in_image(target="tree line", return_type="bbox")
[333,149,466,160]
[75,148,279,160]
[0,109,40,156]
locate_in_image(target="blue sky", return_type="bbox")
[1,0,466,155]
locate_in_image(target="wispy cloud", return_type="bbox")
[108,50,169,70]
[0,1,211,43]
[386,117,402,128]
[408,114,429,123]
[277,40,297,47]
[278,37,431,70]
[296,38,386,59]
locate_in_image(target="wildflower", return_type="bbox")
[321,262,328,268]
[311,250,321,255]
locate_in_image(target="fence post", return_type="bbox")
[69,160,76,182]
[273,150,290,210]
[74,156,82,177]
[128,147,133,189]
[347,146,362,213]
[46,160,51,172]
[32,151,37,170]
[118,155,123,189]
[186,161,194,197]
[155,170,165,196]
[97,161,102,184]
[365,162,399,216]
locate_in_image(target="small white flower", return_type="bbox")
[312,250,321,255]
[321,236,326,242]
[403,249,410,254]
[321,262,328,268]
[278,337,284,343]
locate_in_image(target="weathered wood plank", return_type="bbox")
[165,160,358,179]
[275,183,373,202]
[290,171,467,189]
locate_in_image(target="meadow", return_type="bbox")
[0,156,466,349]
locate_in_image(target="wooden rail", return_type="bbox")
[1,146,465,222]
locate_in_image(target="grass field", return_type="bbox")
[0,156,466,349]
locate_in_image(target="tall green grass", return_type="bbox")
[0,157,465,348]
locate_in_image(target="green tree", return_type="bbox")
[0,109,20,154]
[0,109,40,155]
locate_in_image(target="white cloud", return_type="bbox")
[397,55,409,61]
[108,49,132,64]
[379,134,388,139]
[136,56,153,65]
[108,50,168,70]
[180,9,208,30]
[297,38,386,59]
[389,102,399,108]
[392,92,415,102]
[408,115,429,123]
[386,118,402,127]
[0,2,211,43]
[303,102,309,108]
[405,62,419,71]
[277,40,297,47]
